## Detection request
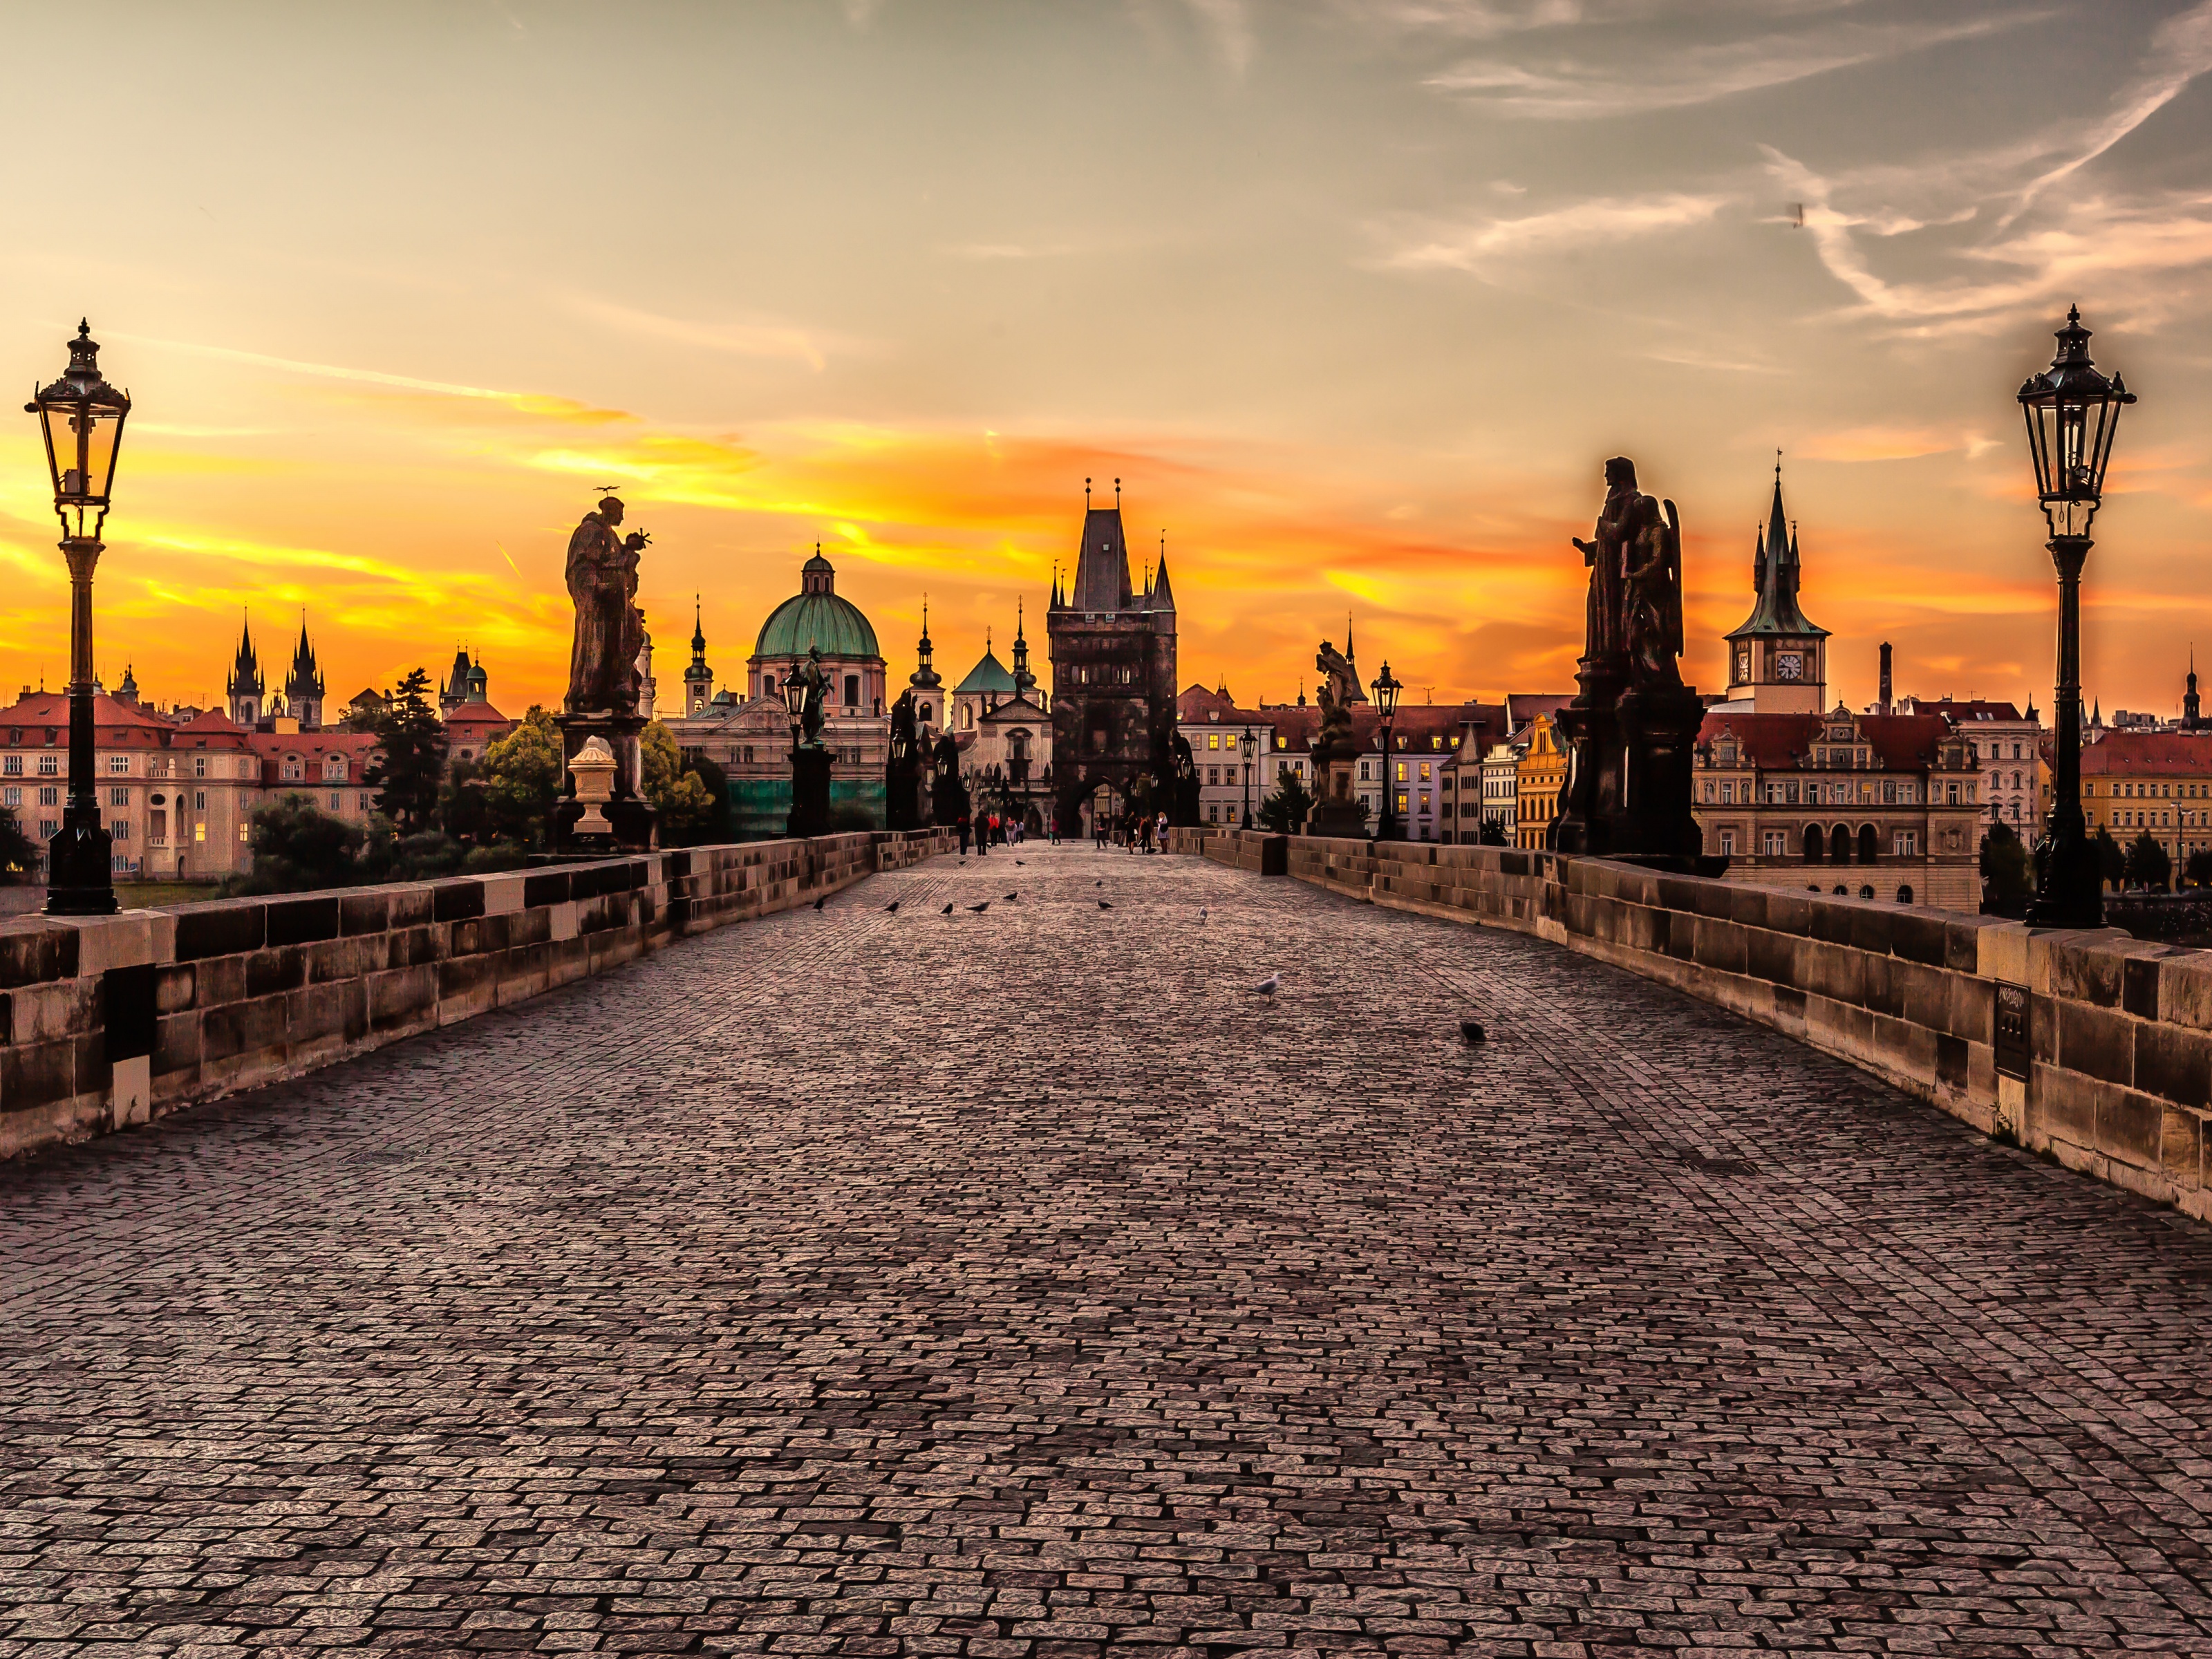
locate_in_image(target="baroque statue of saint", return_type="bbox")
[1571,456,1683,688]
[565,494,650,716]
[1315,639,1359,753]
[792,646,830,748]
[1570,458,1638,668]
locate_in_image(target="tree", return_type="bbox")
[245,794,366,893]
[1257,767,1315,834]
[2126,831,2172,892]
[438,757,491,845]
[479,706,563,847]
[1479,814,1509,846]
[686,751,733,843]
[2186,847,2212,890]
[2094,825,2126,890]
[641,720,720,844]
[0,805,38,883]
[364,668,447,834]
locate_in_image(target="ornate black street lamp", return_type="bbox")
[26,323,131,916]
[1239,725,1256,828]
[1371,659,1403,841]
[781,670,819,838]
[2019,306,2134,928]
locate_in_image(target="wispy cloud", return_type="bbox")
[563,296,840,371]
[2010,0,2212,220]
[1420,8,2032,119]
[1386,189,1730,272]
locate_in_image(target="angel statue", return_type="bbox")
[1315,639,1359,753]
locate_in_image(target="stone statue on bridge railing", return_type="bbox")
[554,491,657,854]
[1305,637,1371,838]
[1549,456,1708,870]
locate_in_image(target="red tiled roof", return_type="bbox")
[2079,730,2212,775]
[1895,696,2027,722]
[444,703,511,726]
[1699,710,1954,771]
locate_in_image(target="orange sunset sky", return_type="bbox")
[3,1,2210,719]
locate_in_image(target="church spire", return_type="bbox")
[691,593,706,657]
[1012,597,1035,695]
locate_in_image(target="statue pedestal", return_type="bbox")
[1550,669,1708,867]
[553,712,657,854]
[788,746,832,839]
[1304,751,1370,838]
[884,757,925,832]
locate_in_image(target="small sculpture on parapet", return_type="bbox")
[1314,639,1358,756]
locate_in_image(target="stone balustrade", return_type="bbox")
[1172,826,2211,1223]
[0,829,956,1161]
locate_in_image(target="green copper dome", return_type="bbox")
[753,552,881,660]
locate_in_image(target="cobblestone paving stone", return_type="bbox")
[4,845,2212,1658]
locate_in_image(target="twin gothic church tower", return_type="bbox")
[1047,482,1178,831]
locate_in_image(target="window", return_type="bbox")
[194,790,207,811]
[1947,782,1959,805]
[107,755,127,774]
[1395,762,1407,783]
[1359,761,1371,780]
[194,757,207,777]
[1,756,17,776]
[330,792,341,810]
[38,787,57,807]
[109,820,128,841]
[1721,780,1734,804]
[843,674,859,706]
[1762,831,1785,856]
[37,755,57,775]
[359,793,371,811]
[1,787,15,807]
[194,822,206,843]
[109,786,126,807]
[1894,830,1919,856]
[1208,733,1220,749]
[1418,762,1432,782]
[1719,830,1736,856]
[238,825,250,843]
[1396,791,1409,814]
[149,809,167,843]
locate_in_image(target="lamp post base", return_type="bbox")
[2027,831,2104,930]
[44,810,116,917]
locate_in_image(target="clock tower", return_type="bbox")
[1723,462,1829,715]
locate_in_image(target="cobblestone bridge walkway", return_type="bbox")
[6,847,2212,1658]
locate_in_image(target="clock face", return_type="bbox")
[1777,653,1805,682]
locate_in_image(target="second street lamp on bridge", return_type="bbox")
[1239,725,1256,828]
[26,322,131,917]
[2018,306,2134,930]
[1371,659,1403,842]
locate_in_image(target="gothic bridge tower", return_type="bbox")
[1047,480,1177,834]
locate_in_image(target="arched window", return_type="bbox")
[1833,884,1848,895]
[1858,824,1877,863]
[1897,883,1914,905]
[962,704,973,731]
[1830,823,1853,864]
[1859,884,1875,900]
[1803,825,1824,862]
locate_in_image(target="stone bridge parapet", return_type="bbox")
[1172,825,2211,1222]
[0,827,956,1160]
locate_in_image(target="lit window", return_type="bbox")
[194,823,206,843]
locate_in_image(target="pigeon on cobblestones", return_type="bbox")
[813,896,827,911]
[883,901,900,913]
[939,903,953,915]
[1004,892,1018,902]
[1098,899,1114,910]
[1460,1019,1487,1044]
[1253,974,1280,995]
[1200,908,1208,923]
[966,901,991,913]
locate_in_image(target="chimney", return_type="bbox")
[1878,642,1893,715]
